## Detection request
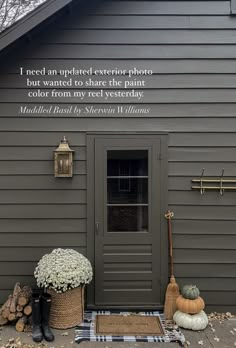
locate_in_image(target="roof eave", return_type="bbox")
[0,0,73,52]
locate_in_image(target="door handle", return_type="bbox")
[95,222,100,235]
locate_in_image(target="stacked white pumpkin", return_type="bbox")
[173,285,208,330]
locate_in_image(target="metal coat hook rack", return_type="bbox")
[220,168,224,196]
[200,168,205,195]
[192,168,236,194]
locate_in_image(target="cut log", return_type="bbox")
[16,316,28,332]
[0,295,12,313]
[10,282,21,313]
[18,296,29,307]
[1,308,10,319]
[16,304,23,312]
[1,294,12,318]
[23,304,32,316]
[16,311,23,318]
[0,314,8,325]
[18,286,32,307]
[8,312,17,321]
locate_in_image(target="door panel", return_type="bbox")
[94,137,163,307]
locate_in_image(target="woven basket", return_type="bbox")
[48,286,84,329]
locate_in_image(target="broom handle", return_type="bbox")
[165,210,174,277]
[168,217,174,277]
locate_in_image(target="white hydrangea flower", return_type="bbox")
[34,248,93,293]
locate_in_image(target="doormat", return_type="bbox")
[75,311,186,346]
[96,314,164,336]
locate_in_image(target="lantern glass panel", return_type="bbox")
[57,154,70,175]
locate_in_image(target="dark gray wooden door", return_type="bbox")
[94,135,165,308]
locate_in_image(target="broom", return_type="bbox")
[164,210,180,320]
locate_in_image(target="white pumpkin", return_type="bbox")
[173,310,208,331]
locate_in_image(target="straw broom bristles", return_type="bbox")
[164,275,179,320]
[164,211,180,320]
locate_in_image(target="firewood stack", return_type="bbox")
[0,282,32,332]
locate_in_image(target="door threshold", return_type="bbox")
[87,304,164,311]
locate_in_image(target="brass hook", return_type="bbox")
[220,168,224,196]
[200,168,205,195]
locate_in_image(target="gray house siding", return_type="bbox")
[0,0,236,311]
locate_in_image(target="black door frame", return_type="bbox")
[86,131,168,310]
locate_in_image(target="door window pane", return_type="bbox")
[107,150,148,177]
[108,178,148,204]
[108,206,148,232]
[107,150,149,232]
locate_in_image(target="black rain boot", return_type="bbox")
[41,293,55,342]
[32,293,43,342]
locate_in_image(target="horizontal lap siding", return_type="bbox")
[94,1,230,15]
[61,15,236,29]
[2,89,236,103]
[0,0,235,311]
[0,130,87,302]
[4,74,236,89]
[0,175,86,189]
[2,104,236,118]
[39,29,236,44]
[0,162,86,175]
[19,44,236,58]
[3,60,236,74]
[3,89,236,103]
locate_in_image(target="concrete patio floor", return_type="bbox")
[0,318,236,348]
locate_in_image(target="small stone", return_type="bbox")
[214,337,220,342]
[186,340,191,346]
[60,332,68,336]
[198,341,203,345]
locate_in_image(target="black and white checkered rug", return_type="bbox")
[75,311,186,346]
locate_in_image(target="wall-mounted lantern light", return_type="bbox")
[54,136,74,177]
